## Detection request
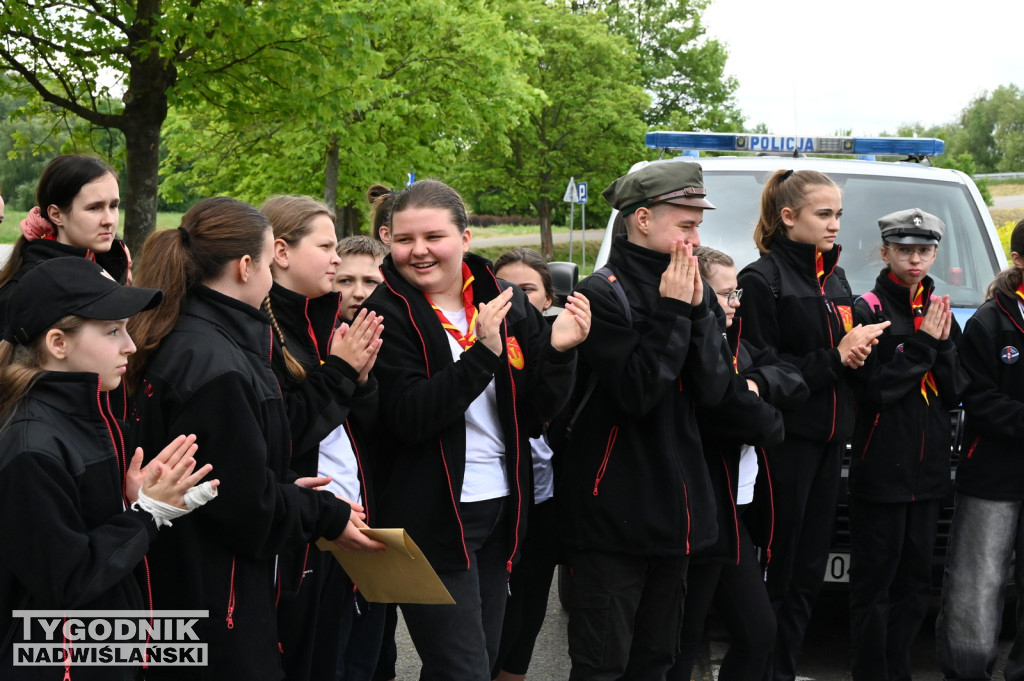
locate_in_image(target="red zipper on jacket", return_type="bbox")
[759,447,775,572]
[503,337,523,584]
[226,555,237,629]
[345,421,371,526]
[593,426,620,495]
[719,454,741,565]
[487,268,524,583]
[966,436,980,459]
[682,480,692,554]
[382,277,470,569]
[861,413,880,460]
[819,260,841,442]
[94,380,130,508]
[302,298,323,360]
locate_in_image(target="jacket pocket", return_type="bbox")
[860,412,881,460]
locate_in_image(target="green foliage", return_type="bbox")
[158,0,536,233]
[934,151,993,206]
[569,0,742,130]
[454,1,647,255]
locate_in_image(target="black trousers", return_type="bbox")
[493,498,559,676]
[565,549,689,681]
[762,437,842,681]
[849,497,939,681]
[671,510,775,681]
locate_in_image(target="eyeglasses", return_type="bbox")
[886,245,937,261]
[715,288,743,304]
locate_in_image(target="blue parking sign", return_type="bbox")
[577,182,588,204]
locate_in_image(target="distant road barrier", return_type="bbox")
[976,172,1024,180]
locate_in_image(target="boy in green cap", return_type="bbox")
[556,161,729,680]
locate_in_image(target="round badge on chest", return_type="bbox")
[1001,346,1020,365]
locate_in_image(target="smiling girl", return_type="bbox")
[736,169,889,681]
[0,156,132,333]
[363,180,589,681]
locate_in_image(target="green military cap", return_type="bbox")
[602,161,716,215]
[878,208,945,245]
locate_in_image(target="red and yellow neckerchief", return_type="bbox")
[1016,283,1024,304]
[428,262,479,351]
[911,281,938,404]
[815,251,824,283]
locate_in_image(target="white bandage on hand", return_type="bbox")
[183,481,218,510]
[133,482,218,529]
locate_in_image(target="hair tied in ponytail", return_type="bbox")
[177,226,191,245]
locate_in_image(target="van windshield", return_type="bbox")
[695,171,1001,308]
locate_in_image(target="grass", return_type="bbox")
[472,240,603,277]
[987,183,1024,198]
[991,208,1024,229]
[0,209,185,243]
[470,223,571,238]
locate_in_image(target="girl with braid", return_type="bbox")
[260,195,385,681]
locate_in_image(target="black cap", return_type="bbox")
[878,208,945,245]
[603,161,716,215]
[6,257,162,345]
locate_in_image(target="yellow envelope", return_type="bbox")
[316,528,455,604]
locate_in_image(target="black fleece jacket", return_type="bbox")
[267,282,374,477]
[0,238,131,334]
[850,271,969,503]
[737,235,855,444]
[955,288,1024,500]
[363,252,577,573]
[0,373,157,681]
[267,282,380,594]
[556,234,731,557]
[131,286,351,681]
[696,316,809,564]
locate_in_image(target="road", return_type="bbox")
[391,584,1014,680]
[994,195,1024,209]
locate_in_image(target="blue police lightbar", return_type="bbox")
[646,132,945,157]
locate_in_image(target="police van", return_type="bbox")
[590,132,1008,585]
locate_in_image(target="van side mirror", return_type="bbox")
[549,261,579,309]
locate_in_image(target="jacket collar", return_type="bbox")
[24,238,131,285]
[268,282,340,364]
[185,285,272,360]
[24,371,108,419]
[379,251,501,308]
[876,268,934,309]
[771,234,842,282]
[608,234,670,290]
[993,287,1024,336]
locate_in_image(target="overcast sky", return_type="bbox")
[702,0,1023,137]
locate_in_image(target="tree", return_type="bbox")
[943,85,1024,174]
[0,0,372,249]
[569,0,742,130]
[456,1,648,258]
[159,0,535,237]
